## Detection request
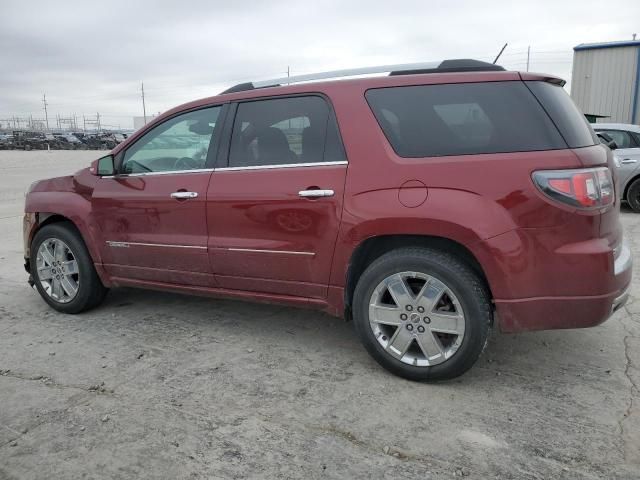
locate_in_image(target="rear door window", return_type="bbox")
[228,96,346,168]
[365,81,566,158]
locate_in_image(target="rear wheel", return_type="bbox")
[31,222,108,313]
[353,247,491,381]
[626,178,640,212]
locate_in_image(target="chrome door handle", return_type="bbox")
[298,189,334,198]
[170,191,198,199]
[621,158,638,164]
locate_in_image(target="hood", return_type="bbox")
[27,167,97,196]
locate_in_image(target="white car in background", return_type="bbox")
[593,123,640,212]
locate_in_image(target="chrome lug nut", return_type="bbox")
[417,306,425,313]
[406,324,414,331]
[423,317,431,324]
[400,313,408,321]
[405,305,413,312]
[417,325,425,333]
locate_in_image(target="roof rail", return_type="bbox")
[220,59,504,94]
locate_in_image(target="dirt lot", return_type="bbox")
[0,150,639,479]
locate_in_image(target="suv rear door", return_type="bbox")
[207,95,347,298]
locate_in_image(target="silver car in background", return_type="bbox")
[593,123,640,212]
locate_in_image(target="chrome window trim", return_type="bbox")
[101,168,214,179]
[100,161,348,178]
[227,248,315,256]
[106,241,206,250]
[215,160,348,172]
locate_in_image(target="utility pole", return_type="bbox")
[141,81,147,125]
[42,94,49,130]
[526,46,531,72]
[287,66,290,85]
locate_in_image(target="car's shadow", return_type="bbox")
[89,285,626,387]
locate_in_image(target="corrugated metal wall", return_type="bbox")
[571,46,639,124]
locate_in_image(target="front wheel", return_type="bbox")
[31,222,108,314]
[353,248,492,381]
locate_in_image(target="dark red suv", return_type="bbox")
[24,59,632,380]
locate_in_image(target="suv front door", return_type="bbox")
[207,96,347,299]
[92,105,225,287]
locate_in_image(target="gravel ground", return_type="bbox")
[0,150,639,479]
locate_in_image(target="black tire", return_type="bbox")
[30,222,108,314]
[353,247,491,381]
[626,178,640,212]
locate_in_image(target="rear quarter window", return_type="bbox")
[525,81,598,149]
[365,81,567,158]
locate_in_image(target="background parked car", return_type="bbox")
[593,123,640,212]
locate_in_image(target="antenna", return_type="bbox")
[493,43,508,64]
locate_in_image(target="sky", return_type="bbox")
[1,0,639,130]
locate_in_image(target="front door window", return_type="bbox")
[122,106,222,174]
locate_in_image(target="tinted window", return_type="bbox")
[596,130,637,149]
[526,81,598,149]
[366,82,566,158]
[122,106,221,174]
[228,96,345,168]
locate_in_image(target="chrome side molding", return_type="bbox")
[227,248,315,256]
[106,241,206,250]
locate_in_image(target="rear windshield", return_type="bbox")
[365,81,567,158]
[525,81,598,149]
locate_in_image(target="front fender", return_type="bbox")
[24,189,110,286]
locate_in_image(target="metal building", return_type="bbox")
[570,39,640,125]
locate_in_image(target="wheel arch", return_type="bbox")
[343,234,493,318]
[623,173,640,201]
[28,213,84,254]
[26,210,110,286]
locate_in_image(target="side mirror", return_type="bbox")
[608,140,618,151]
[90,155,115,176]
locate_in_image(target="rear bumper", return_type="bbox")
[496,239,632,333]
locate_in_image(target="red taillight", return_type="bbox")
[532,167,614,209]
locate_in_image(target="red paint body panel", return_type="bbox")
[206,165,346,298]
[91,172,214,286]
[24,70,632,333]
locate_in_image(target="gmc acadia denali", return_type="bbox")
[24,59,632,380]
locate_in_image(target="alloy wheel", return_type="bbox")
[368,272,465,367]
[36,238,80,304]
